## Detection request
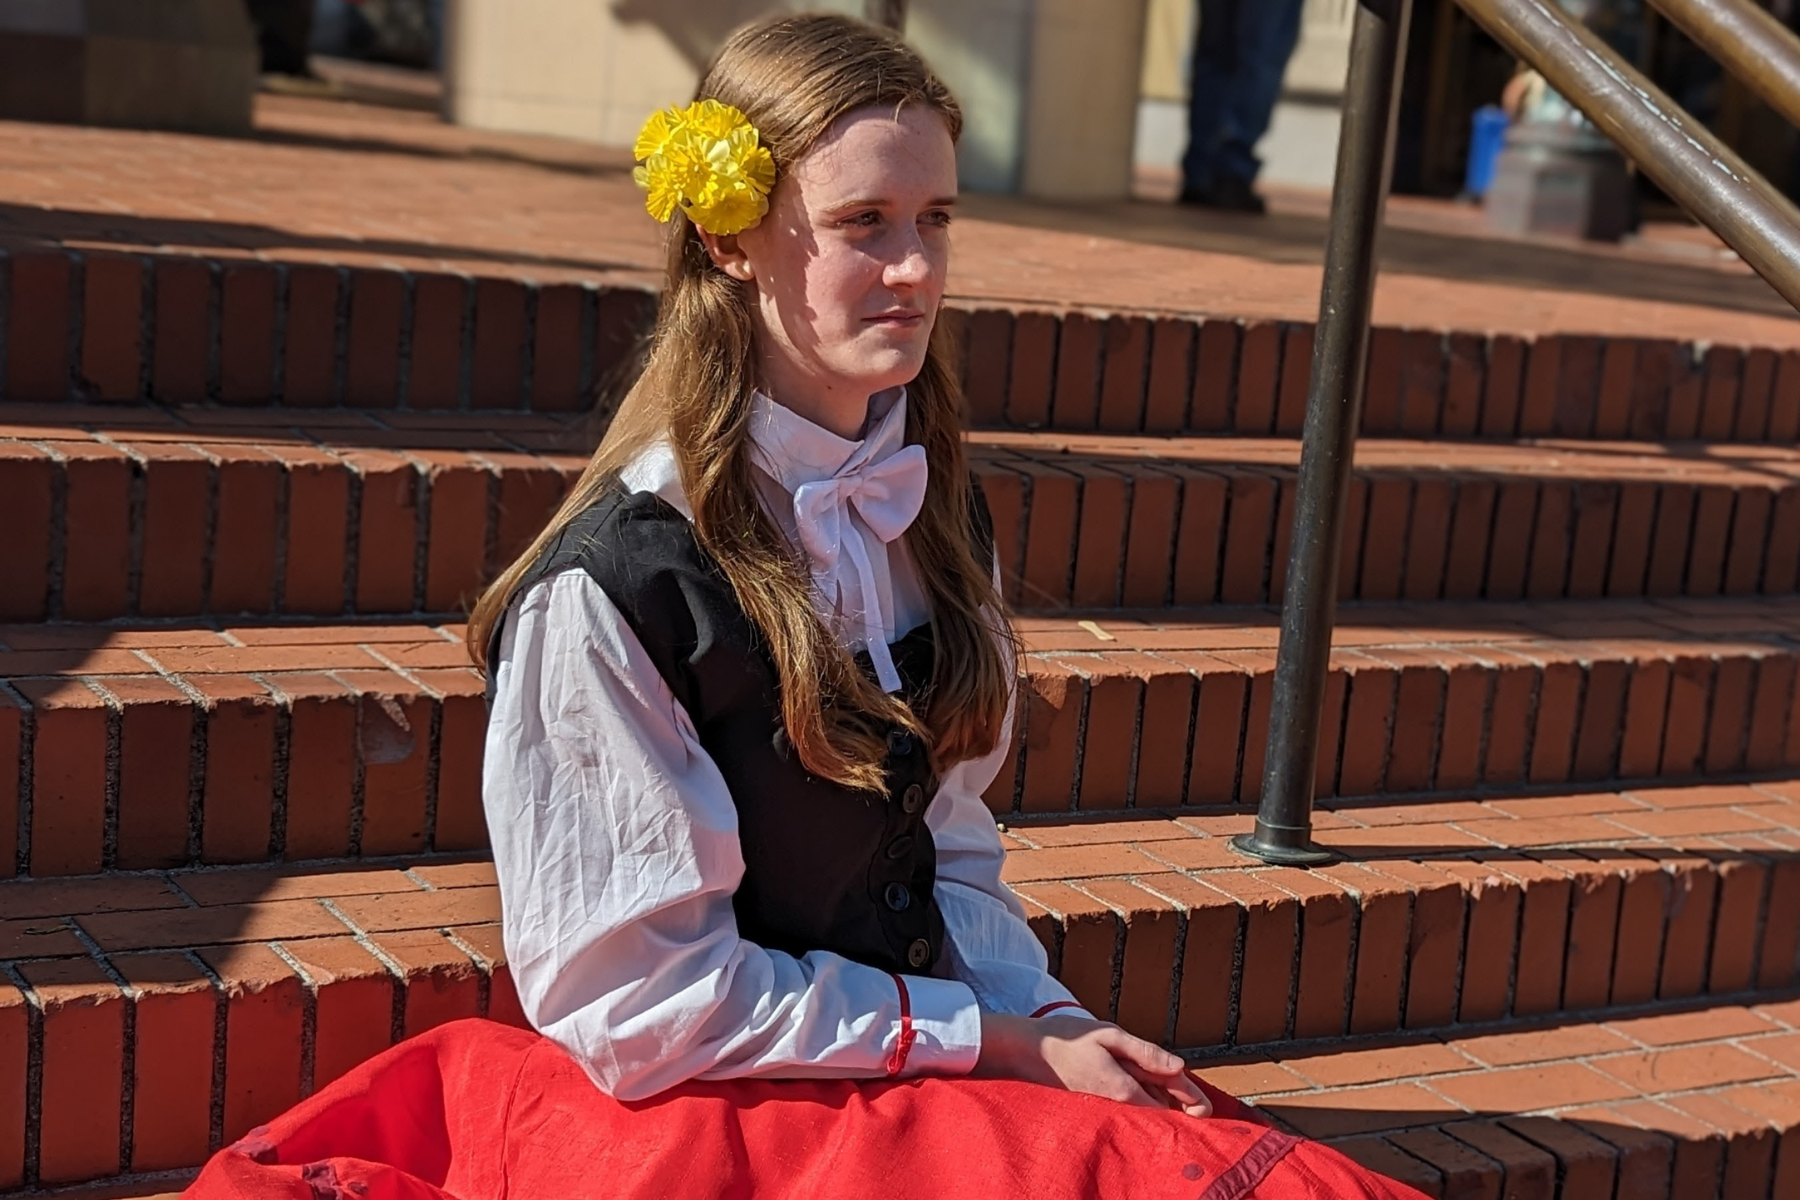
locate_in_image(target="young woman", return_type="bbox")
[470,14,1214,1114]
[187,16,1424,1199]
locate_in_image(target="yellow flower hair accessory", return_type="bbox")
[632,100,776,236]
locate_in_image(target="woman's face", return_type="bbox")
[723,104,957,424]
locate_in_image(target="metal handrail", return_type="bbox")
[1235,0,1800,865]
[1647,0,1800,134]
[1460,0,1800,309]
[1231,0,1415,867]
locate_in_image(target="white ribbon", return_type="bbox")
[788,443,928,693]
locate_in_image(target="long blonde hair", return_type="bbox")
[467,14,1012,793]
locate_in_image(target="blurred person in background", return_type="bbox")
[244,0,316,76]
[251,0,443,76]
[1180,0,1307,213]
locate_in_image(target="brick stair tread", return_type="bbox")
[11,597,1800,880]
[0,857,514,1191]
[1001,783,1800,1049]
[968,430,1800,611]
[1,774,1797,1040]
[15,404,1800,622]
[9,798,1800,1196]
[1211,997,1800,1198]
[15,1183,186,1200]
[0,403,591,625]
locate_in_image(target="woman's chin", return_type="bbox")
[829,344,929,394]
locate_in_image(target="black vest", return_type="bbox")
[497,479,994,978]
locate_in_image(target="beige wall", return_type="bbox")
[1141,0,1190,102]
[447,0,1151,200]
[1286,0,1353,96]
[442,0,859,147]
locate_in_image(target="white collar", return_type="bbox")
[748,386,926,693]
[745,386,909,493]
[618,386,928,693]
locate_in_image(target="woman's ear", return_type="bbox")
[697,229,756,282]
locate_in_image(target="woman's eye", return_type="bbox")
[922,210,953,228]
[846,211,882,227]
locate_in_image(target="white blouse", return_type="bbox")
[483,387,1090,1101]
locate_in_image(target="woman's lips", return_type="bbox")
[866,312,925,325]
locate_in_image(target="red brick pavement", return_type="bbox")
[0,94,1793,347]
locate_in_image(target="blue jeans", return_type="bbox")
[1180,0,1307,191]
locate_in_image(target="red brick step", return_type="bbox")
[11,406,1800,621]
[1211,996,1800,1200]
[8,245,1800,450]
[1003,596,1800,812]
[9,1181,186,1199]
[0,405,588,623]
[957,301,1800,446]
[0,620,486,877]
[1002,795,1800,1049]
[7,794,1800,1195]
[0,858,513,1193]
[6,598,1800,877]
[0,249,655,414]
[971,431,1800,611]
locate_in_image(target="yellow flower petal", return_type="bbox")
[686,183,769,236]
[684,99,748,141]
[634,157,685,223]
[632,106,687,162]
[741,142,775,194]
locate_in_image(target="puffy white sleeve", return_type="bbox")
[928,643,1095,1022]
[483,567,983,1100]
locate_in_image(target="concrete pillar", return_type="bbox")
[0,0,257,134]
[908,0,1149,200]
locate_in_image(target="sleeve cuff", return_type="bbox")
[1028,1000,1092,1020]
[888,974,982,1078]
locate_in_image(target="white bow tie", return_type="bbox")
[788,443,928,693]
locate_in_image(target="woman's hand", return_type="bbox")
[972,1013,1211,1117]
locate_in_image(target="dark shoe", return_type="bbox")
[1177,175,1267,215]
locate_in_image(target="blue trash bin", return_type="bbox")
[1465,105,1510,199]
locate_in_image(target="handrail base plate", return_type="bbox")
[1229,831,1335,867]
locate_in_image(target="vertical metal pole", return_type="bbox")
[1231,0,1413,867]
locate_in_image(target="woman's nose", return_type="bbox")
[884,238,933,289]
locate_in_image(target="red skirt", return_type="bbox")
[184,1019,1424,1200]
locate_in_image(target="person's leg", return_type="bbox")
[1180,0,1240,195]
[244,0,315,76]
[1211,0,1306,187]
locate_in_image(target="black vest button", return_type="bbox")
[885,835,915,860]
[901,783,925,814]
[884,882,911,911]
[887,730,913,757]
[907,938,931,969]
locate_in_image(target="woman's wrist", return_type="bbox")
[971,1012,1029,1078]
